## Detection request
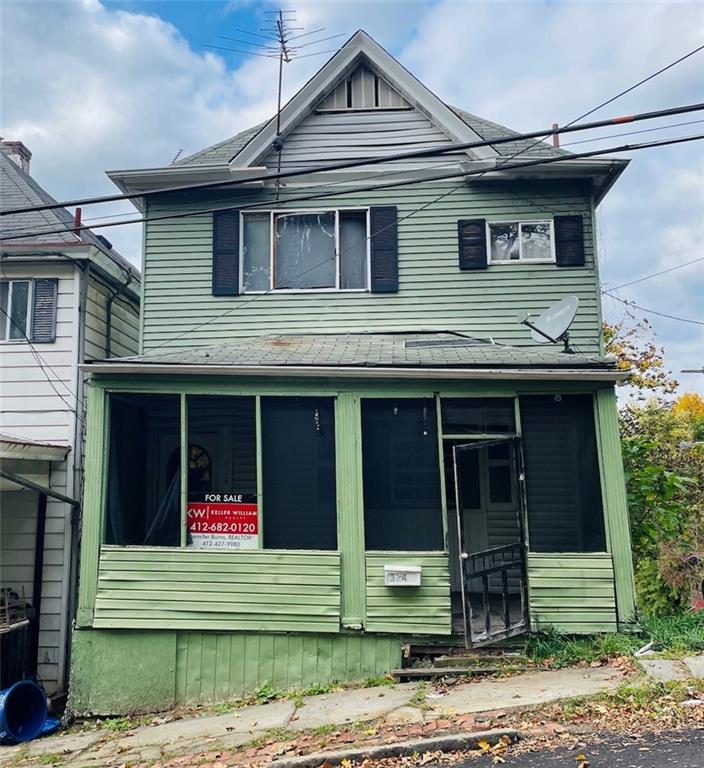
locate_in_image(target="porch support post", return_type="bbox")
[335,393,366,629]
[595,386,637,625]
[76,384,107,627]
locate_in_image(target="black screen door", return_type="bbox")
[452,437,530,647]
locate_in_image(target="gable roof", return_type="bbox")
[225,30,499,168]
[0,152,139,280]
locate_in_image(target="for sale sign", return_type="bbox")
[187,493,258,550]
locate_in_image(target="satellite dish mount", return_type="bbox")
[518,296,579,354]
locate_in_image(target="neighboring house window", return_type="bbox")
[241,209,369,292]
[0,280,31,340]
[487,221,554,263]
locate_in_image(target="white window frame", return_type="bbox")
[239,208,371,293]
[486,219,556,265]
[0,279,32,343]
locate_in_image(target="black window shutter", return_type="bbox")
[370,206,398,293]
[31,278,58,343]
[457,219,487,270]
[554,215,585,267]
[212,209,240,296]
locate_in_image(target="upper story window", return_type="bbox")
[488,221,554,264]
[0,280,31,341]
[241,209,369,292]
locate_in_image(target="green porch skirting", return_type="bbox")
[69,629,402,716]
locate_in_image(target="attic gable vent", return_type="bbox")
[316,65,409,111]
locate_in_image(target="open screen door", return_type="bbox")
[452,437,530,647]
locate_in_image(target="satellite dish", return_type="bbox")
[518,296,579,353]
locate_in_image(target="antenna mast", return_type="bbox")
[203,10,344,198]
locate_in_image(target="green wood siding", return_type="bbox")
[365,552,451,635]
[94,548,341,632]
[70,628,403,714]
[84,275,139,360]
[175,631,401,705]
[141,181,600,353]
[595,388,637,624]
[527,553,618,633]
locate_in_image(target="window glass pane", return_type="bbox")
[489,223,519,261]
[0,282,8,340]
[339,211,367,289]
[274,212,336,289]
[441,398,515,435]
[521,223,552,261]
[186,396,257,550]
[261,397,337,550]
[106,394,181,546]
[8,281,29,340]
[362,399,444,551]
[520,394,606,552]
[243,213,271,291]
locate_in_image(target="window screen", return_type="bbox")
[106,393,181,546]
[261,397,337,550]
[275,212,336,289]
[441,398,516,435]
[362,399,444,551]
[520,394,606,552]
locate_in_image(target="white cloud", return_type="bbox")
[2,0,702,392]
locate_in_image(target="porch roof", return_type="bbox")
[84,332,626,381]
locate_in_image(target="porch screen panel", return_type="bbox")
[261,397,337,550]
[519,394,606,552]
[362,398,444,551]
[106,393,181,547]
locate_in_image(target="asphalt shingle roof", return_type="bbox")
[174,106,568,168]
[0,153,137,276]
[95,332,614,371]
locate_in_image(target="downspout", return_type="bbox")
[29,493,48,679]
[63,260,88,695]
[105,273,134,359]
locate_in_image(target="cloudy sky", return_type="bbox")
[2,0,702,394]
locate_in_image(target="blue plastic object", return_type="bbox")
[0,680,48,744]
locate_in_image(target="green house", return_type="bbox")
[71,31,636,715]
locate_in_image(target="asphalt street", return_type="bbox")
[444,729,704,767]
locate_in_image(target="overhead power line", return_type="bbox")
[3,133,702,243]
[603,292,704,326]
[608,257,704,290]
[2,102,703,219]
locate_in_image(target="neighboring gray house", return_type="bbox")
[0,140,140,699]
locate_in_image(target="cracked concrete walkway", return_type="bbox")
[0,666,629,767]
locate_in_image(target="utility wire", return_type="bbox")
[3,133,703,243]
[602,292,704,326]
[561,119,704,147]
[2,101,703,218]
[607,257,704,290]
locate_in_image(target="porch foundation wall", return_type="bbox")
[69,628,403,716]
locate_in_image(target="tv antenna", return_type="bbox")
[204,10,344,196]
[518,296,579,354]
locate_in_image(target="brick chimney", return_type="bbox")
[0,138,32,173]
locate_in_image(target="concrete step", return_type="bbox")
[432,654,530,668]
[390,666,500,682]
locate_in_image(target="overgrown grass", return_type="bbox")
[523,612,704,667]
[641,612,704,653]
[523,627,639,667]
